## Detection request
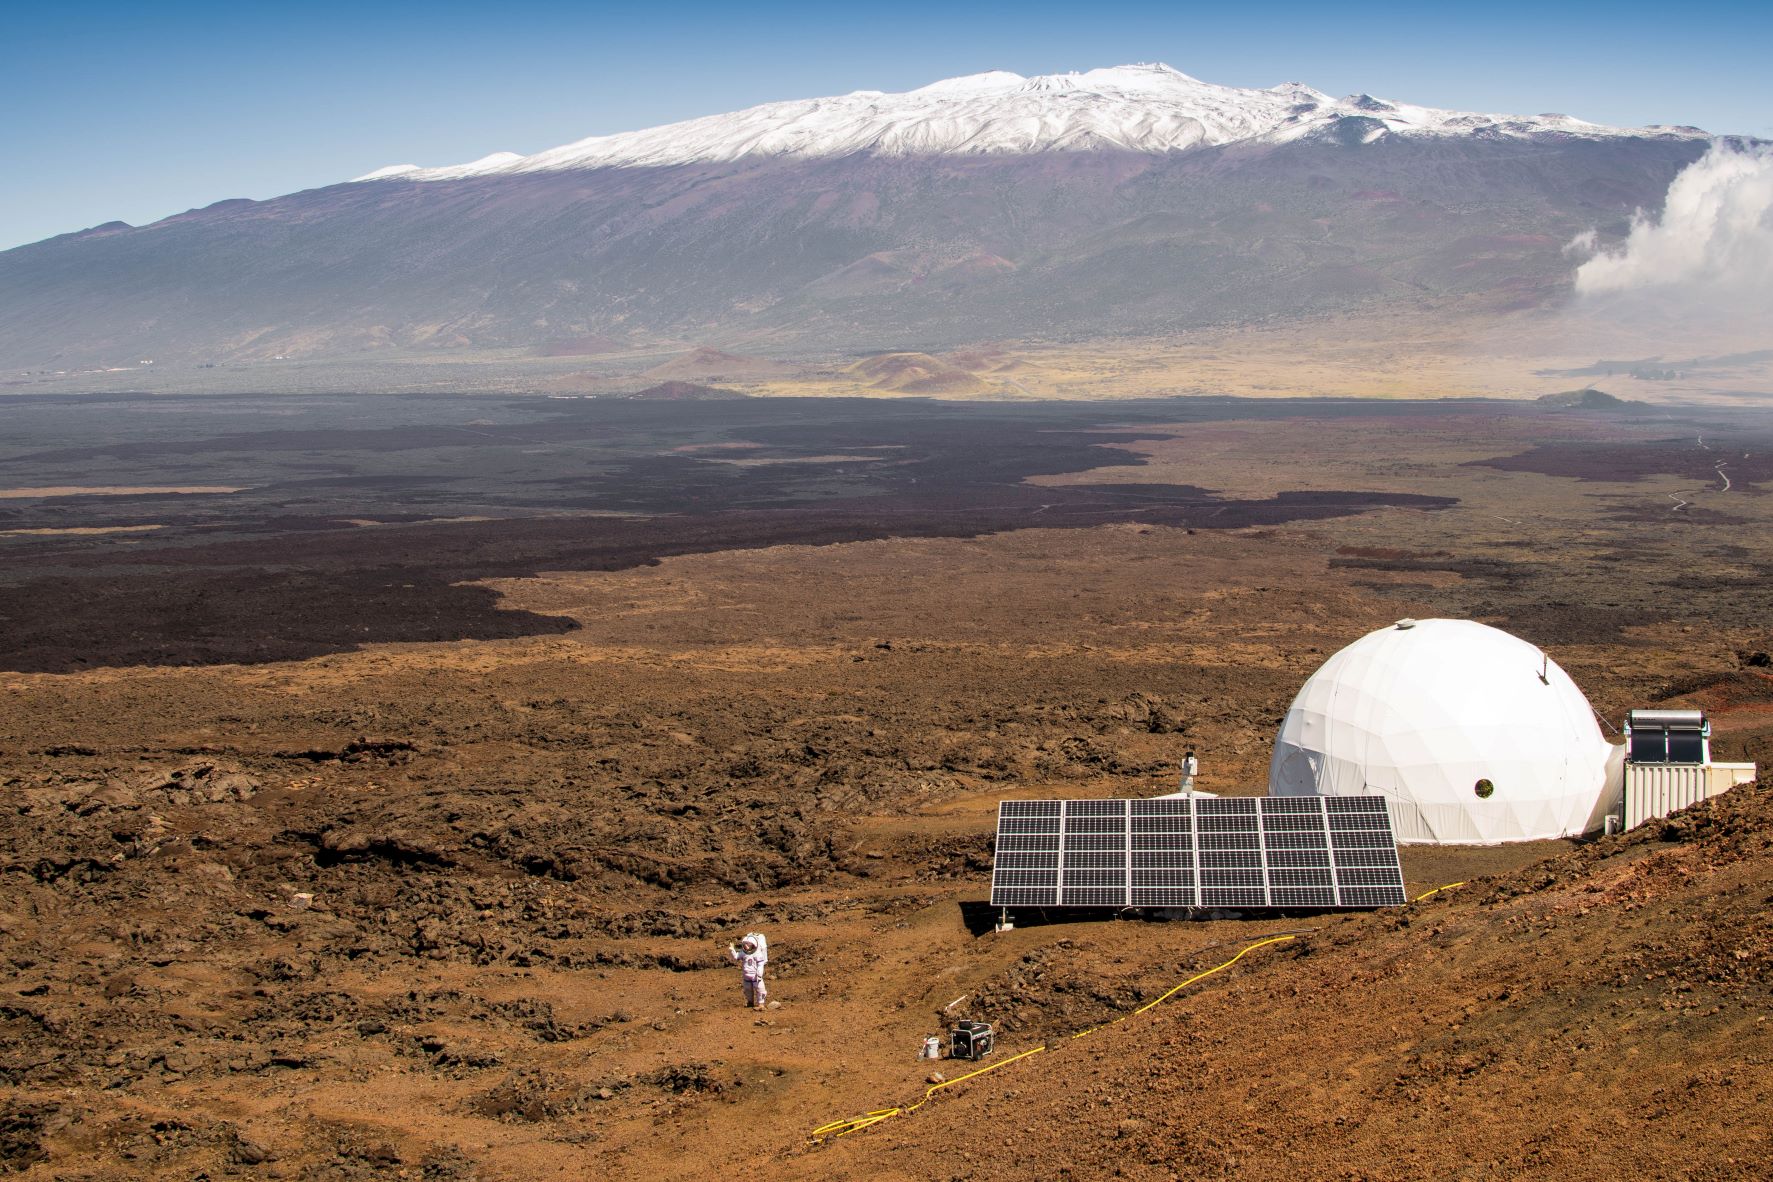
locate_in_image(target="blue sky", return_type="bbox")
[3,0,1769,250]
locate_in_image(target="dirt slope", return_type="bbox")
[800,789,1773,1181]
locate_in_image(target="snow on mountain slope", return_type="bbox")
[358,63,1708,182]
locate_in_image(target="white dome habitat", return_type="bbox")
[1267,619,1621,844]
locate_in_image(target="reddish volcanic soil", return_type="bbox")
[2,397,1771,1179]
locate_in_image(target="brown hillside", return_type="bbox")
[621,381,750,401]
[847,351,992,394]
[801,787,1773,1181]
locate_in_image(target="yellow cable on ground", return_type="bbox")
[808,1047,1049,1141]
[813,886,1473,1141]
[812,887,1474,1141]
[905,1046,1048,1114]
[1072,933,1297,1038]
[808,934,1296,1143]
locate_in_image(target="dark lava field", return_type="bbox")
[0,393,1470,671]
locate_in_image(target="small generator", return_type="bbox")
[950,1020,994,1061]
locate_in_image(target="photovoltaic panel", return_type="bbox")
[989,795,1406,910]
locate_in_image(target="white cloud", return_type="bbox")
[1571,141,1773,299]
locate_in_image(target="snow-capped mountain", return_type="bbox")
[359,63,1704,181]
[0,65,1724,370]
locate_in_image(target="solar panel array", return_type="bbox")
[990,795,1406,910]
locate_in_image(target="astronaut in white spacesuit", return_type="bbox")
[727,932,768,1010]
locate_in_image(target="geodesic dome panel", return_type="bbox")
[1268,619,1619,844]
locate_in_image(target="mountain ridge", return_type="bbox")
[358,63,1710,183]
[0,67,1728,372]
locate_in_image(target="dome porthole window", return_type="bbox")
[1474,778,1495,799]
